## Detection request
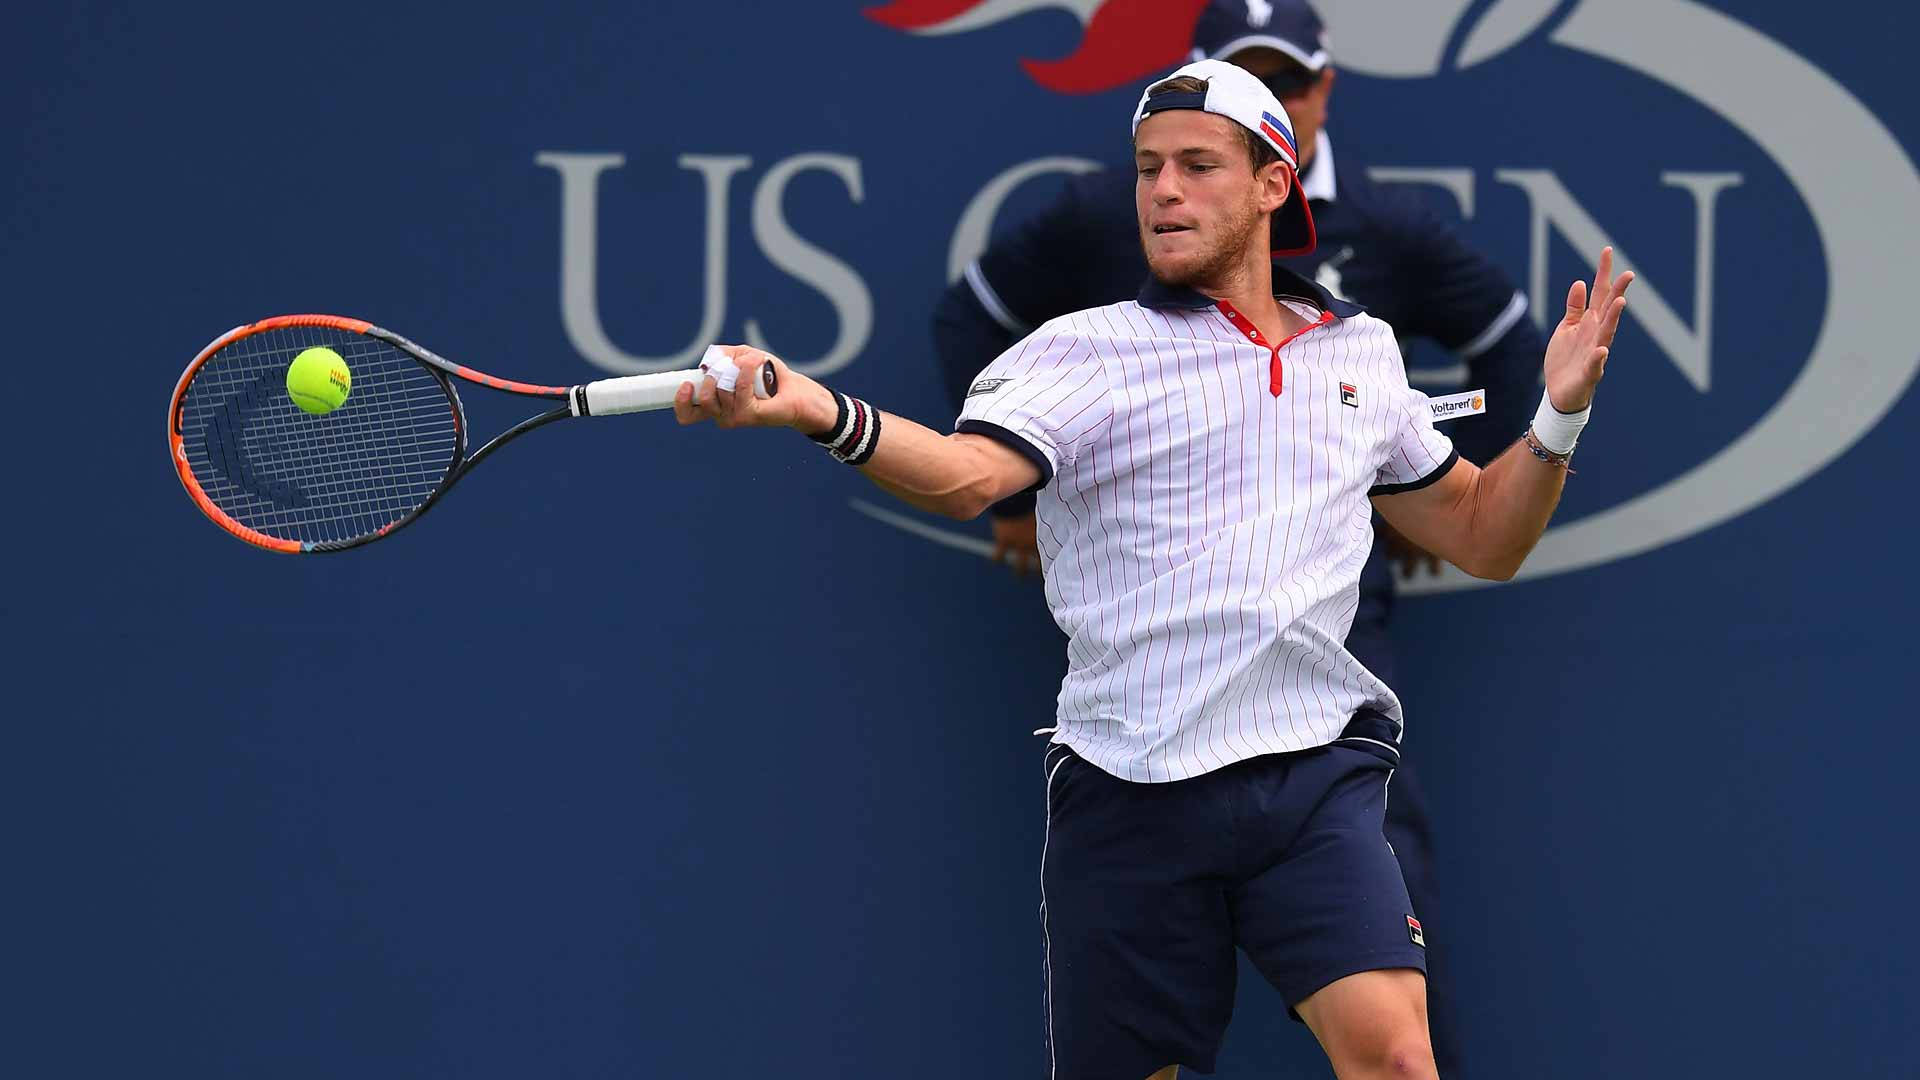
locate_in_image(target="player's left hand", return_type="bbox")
[1379,517,1442,577]
[1542,246,1634,413]
[991,513,1041,578]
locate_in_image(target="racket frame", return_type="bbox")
[171,314,573,554]
[172,314,771,553]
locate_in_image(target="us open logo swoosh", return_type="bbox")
[1359,0,1920,591]
[857,0,1920,590]
[863,0,1211,93]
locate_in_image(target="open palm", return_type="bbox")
[1543,246,1634,413]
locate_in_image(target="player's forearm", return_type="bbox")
[1449,246,1626,577]
[786,374,1018,520]
[857,414,1013,520]
[1457,439,1566,579]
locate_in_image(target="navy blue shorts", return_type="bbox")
[1039,712,1425,1079]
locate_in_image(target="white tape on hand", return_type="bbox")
[700,345,739,393]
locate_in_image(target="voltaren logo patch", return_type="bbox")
[968,377,1012,398]
[1426,388,1487,422]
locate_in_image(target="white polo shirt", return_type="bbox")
[956,266,1458,783]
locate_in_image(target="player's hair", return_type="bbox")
[1143,76,1284,173]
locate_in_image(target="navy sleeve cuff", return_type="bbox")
[956,419,1053,494]
[989,490,1038,517]
[1369,448,1460,497]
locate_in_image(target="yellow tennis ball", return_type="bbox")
[286,346,352,415]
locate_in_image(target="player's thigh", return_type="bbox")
[1294,968,1435,1079]
[1230,743,1427,1009]
[1042,747,1238,1079]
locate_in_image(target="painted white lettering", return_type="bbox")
[947,156,1100,282]
[536,152,751,374]
[742,153,874,377]
[1497,168,1743,391]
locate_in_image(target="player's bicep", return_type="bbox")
[952,431,1044,504]
[1370,455,1476,567]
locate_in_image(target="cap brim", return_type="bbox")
[1273,185,1316,257]
[1208,34,1329,71]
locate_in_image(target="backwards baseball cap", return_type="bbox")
[1190,0,1330,72]
[1131,59,1317,255]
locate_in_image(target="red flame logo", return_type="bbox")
[864,0,1212,94]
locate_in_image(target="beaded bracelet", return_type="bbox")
[1523,426,1576,473]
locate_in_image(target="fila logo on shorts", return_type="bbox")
[956,264,1459,782]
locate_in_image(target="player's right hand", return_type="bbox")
[992,513,1041,578]
[673,345,837,435]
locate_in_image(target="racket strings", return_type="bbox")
[177,326,460,545]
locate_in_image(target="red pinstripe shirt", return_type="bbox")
[957,271,1458,782]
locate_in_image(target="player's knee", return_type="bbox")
[1335,1028,1436,1079]
[1379,1034,1437,1077]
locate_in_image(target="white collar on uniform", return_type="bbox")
[1299,130,1337,204]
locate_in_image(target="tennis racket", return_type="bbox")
[168,314,774,553]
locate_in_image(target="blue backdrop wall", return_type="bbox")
[8,2,1916,1076]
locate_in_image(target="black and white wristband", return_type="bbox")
[807,389,882,465]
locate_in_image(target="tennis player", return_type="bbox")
[676,60,1630,1080]
[937,8,1544,1070]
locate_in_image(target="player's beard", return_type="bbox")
[1142,191,1267,292]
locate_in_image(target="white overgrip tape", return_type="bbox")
[581,370,696,415]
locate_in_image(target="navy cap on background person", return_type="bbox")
[1190,0,1330,96]
[1187,0,1338,206]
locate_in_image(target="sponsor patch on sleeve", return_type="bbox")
[1406,915,1426,947]
[1426,389,1487,422]
[967,377,1013,398]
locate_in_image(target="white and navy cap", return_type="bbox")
[1131,58,1317,255]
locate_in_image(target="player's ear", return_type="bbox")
[1258,161,1293,214]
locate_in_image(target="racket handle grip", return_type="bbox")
[573,355,778,417]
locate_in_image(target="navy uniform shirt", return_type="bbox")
[933,132,1544,634]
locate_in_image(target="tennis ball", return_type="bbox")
[287,346,352,415]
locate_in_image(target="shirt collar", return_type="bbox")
[1298,130,1336,204]
[1137,260,1365,319]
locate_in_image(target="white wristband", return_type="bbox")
[1530,390,1589,456]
